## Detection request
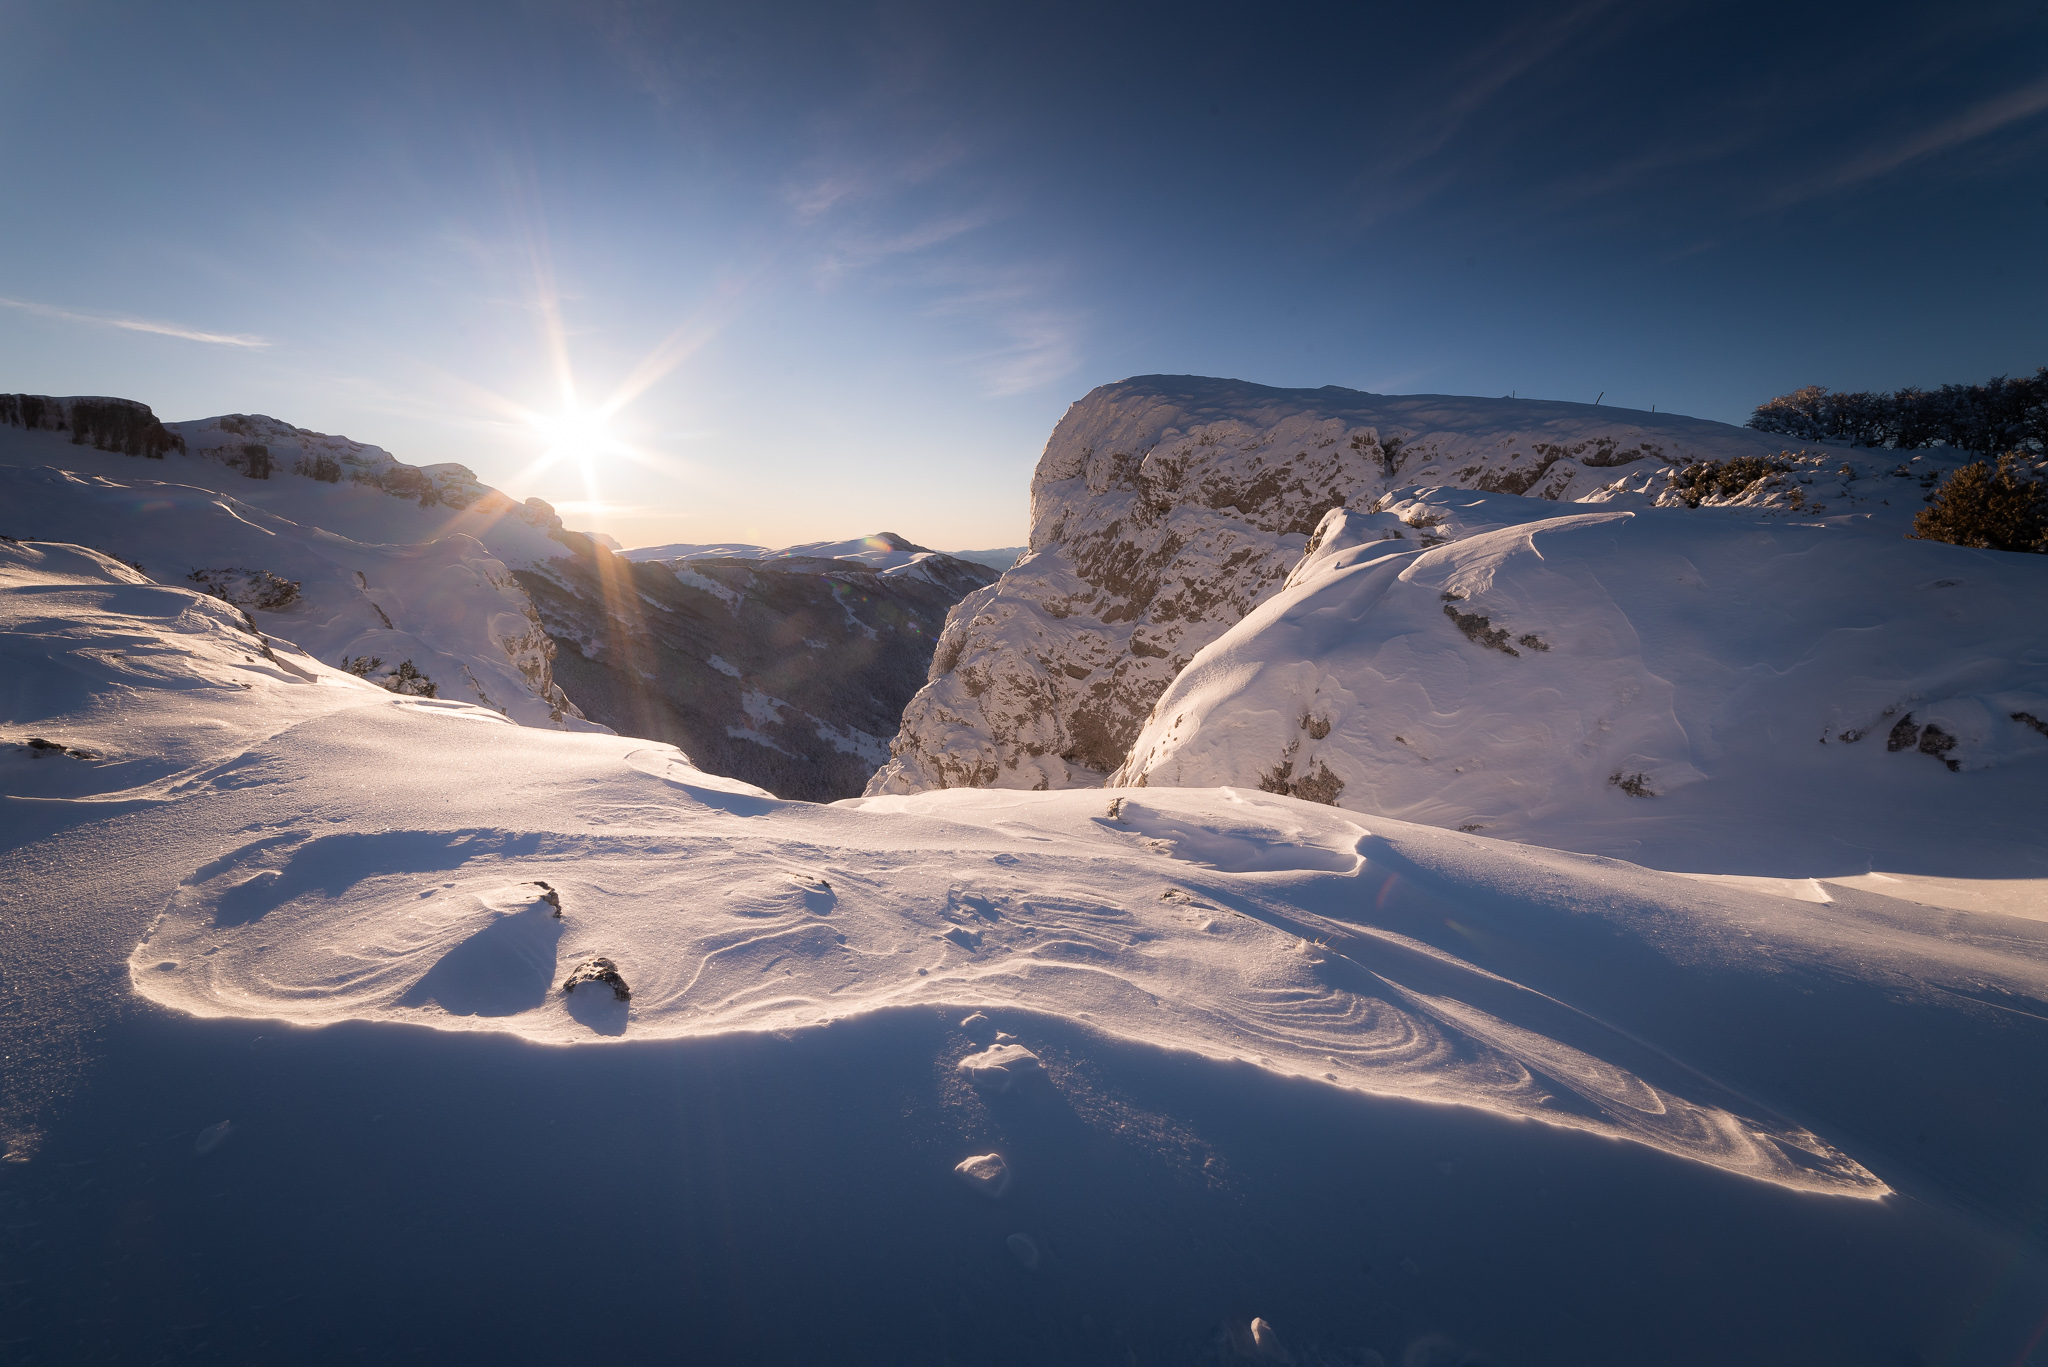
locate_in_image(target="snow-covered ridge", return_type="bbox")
[0,396,1003,796]
[0,465,597,729]
[626,530,1004,587]
[868,375,1942,798]
[1111,491,2048,873]
[0,397,600,728]
[0,392,185,459]
[175,411,514,517]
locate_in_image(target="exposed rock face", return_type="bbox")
[517,535,997,802]
[868,375,1846,795]
[1,394,185,459]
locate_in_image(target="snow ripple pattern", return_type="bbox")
[133,757,1896,1197]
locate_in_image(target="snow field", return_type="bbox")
[4,535,2047,1361]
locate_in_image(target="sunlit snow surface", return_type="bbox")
[9,529,2048,1361]
[0,533,1995,1207]
[1116,491,2048,876]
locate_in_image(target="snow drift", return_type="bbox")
[1112,491,2048,875]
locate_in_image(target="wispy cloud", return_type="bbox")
[923,266,1083,397]
[972,307,1082,397]
[820,209,998,277]
[0,295,269,347]
[1763,74,2048,210]
[1380,0,1629,181]
[783,138,968,223]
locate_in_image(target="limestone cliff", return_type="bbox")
[867,374,1844,794]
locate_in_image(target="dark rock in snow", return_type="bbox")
[561,957,631,1001]
[531,881,562,916]
[1,394,185,459]
[23,737,96,759]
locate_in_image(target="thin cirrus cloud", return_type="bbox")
[973,308,1083,397]
[820,210,1001,277]
[926,273,1083,398]
[1762,73,2048,211]
[0,295,269,348]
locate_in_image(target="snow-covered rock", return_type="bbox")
[1111,491,2048,870]
[868,376,1970,797]
[0,393,185,459]
[173,411,498,513]
[0,397,601,728]
[954,1152,1012,1198]
[956,1043,1043,1094]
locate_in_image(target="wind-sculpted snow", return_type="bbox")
[131,764,1927,1197]
[81,591,2036,1208]
[18,547,1936,1199]
[1112,493,2048,873]
[12,535,2048,1361]
[0,540,396,800]
[870,375,1973,796]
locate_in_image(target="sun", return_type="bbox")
[530,403,612,465]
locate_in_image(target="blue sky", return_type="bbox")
[2,0,2044,549]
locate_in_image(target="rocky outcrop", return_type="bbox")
[1,394,184,459]
[171,413,498,510]
[517,536,997,801]
[867,375,1846,795]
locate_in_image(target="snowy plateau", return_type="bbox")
[1,382,2046,1366]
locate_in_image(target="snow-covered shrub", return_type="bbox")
[340,655,438,697]
[1668,456,1792,508]
[1909,454,2048,553]
[189,567,301,611]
